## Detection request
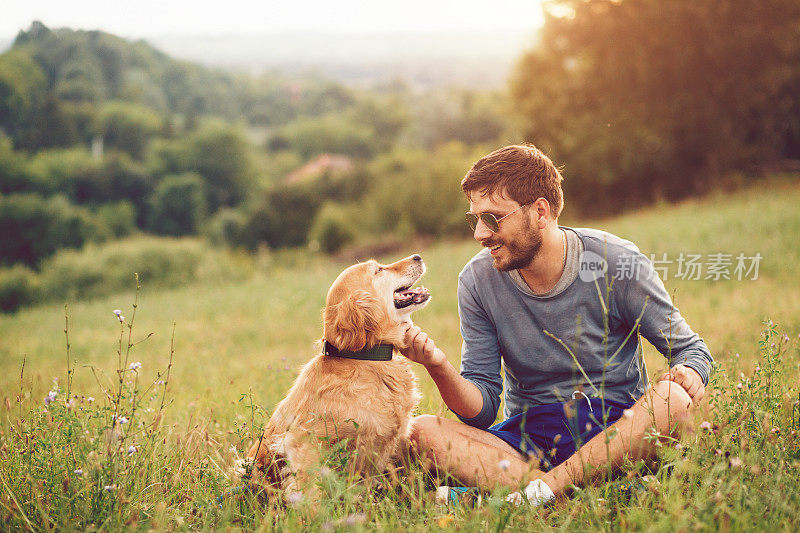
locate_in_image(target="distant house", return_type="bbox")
[285,154,354,184]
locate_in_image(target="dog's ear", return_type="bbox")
[324,290,386,352]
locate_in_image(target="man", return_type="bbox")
[400,144,712,504]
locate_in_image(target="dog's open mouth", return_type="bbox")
[393,285,430,309]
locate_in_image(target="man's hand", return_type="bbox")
[660,364,705,403]
[399,325,484,419]
[399,325,447,369]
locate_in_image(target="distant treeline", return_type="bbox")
[0,22,507,277]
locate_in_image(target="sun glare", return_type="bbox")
[1,0,545,38]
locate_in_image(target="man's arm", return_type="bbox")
[617,251,713,403]
[399,325,484,419]
[399,272,504,428]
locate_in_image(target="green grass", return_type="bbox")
[1,178,800,530]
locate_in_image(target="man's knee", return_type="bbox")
[650,379,694,434]
[409,414,444,447]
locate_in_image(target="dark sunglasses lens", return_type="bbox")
[465,213,478,230]
[481,214,500,232]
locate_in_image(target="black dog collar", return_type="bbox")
[323,340,394,361]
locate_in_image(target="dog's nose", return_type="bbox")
[412,254,422,261]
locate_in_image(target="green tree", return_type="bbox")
[274,113,376,160]
[0,47,48,148]
[309,203,357,254]
[359,144,476,238]
[187,121,253,211]
[98,100,163,159]
[27,147,101,201]
[0,134,48,194]
[0,194,109,267]
[242,182,323,249]
[147,173,207,236]
[510,0,800,214]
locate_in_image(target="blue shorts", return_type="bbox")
[485,397,636,471]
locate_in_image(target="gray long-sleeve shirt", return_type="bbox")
[457,227,713,429]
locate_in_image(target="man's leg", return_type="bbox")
[409,415,546,490]
[411,378,694,496]
[542,379,694,494]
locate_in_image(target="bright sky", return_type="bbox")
[1,0,545,39]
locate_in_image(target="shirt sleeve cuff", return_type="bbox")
[453,384,499,429]
[680,359,710,386]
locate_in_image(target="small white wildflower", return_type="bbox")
[623,408,634,419]
[86,396,94,403]
[287,492,303,506]
[65,399,75,409]
[675,443,683,450]
[498,459,511,471]
[735,353,740,358]
[104,484,117,492]
[74,469,83,475]
[44,390,57,406]
[113,309,124,323]
[113,415,128,425]
[700,421,713,430]
[128,445,138,455]
[755,365,761,372]
[737,382,743,389]
[129,361,142,371]
[228,445,237,454]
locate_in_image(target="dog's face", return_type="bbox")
[323,254,430,352]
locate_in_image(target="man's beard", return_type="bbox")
[485,219,543,272]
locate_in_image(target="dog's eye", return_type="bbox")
[375,267,384,274]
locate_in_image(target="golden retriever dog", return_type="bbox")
[244,254,430,497]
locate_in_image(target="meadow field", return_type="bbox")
[1,177,800,531]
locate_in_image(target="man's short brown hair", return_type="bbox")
[461,144,564,219]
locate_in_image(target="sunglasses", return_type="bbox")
[465,204,529,232]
